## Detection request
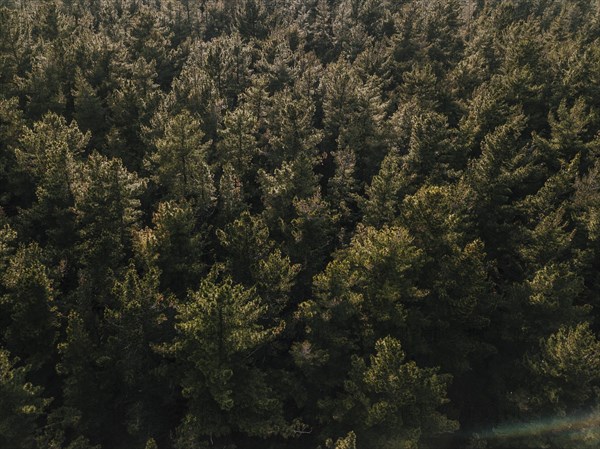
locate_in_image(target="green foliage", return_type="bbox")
[102,263,171,445]
[1,243,57,372]
[331,431,356,449]
[399,185,493,374]
[361,148,405,227]
[321,60,388,179]
[106,55,162,169]
[147,110,215,212]
[72,152,146,295]
[0,97,26,210]
[0,347,48,449]
[217,105,258,175]
[343,336,458,449]
[2,2,600,449]
[529,322,600,410]
[258,153,320,237]
[135,200,206,297]
[166,270,290,445]
[14,112,86,263]
[296,225,427,396]
[217,211,300,313]
[36,406,99,449]
[266,89,322,167]
[72,70,106,149]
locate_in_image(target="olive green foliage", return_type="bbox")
[1,1,600,448]
[0,347,48,449]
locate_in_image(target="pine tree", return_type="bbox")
[102,263,173,446]
[336,336,457,449]
[399,185,493,373]
[326,146,359,236]
[0,347,48,449]
[15,113,87,263]
[465,112,539,276]
[258,153,320,231]
[295,224,429,426]
[126,5,178,87]
[72,70,106,151]
[106,56,162,170]
[265,89,322,168]
[72,152,146,300]
[216,211,300,314]
[56,310,109,446]
[216,163,247,225]
[134,200,206,298]
[234,0,269,40]
[216,105,259,175]
[196,33,253,108]
[360,148,406,228]
[165,269,291,446]
[0,243,58,374]
[147,110,215,212]
[321,60,388,181]
[0,97,27,212]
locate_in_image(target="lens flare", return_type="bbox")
[474,410,600,442]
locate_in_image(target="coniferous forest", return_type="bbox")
[1,0,600,448]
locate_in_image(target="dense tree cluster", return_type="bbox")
[1,0,600,448]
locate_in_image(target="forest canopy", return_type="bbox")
[1,0,600,448]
